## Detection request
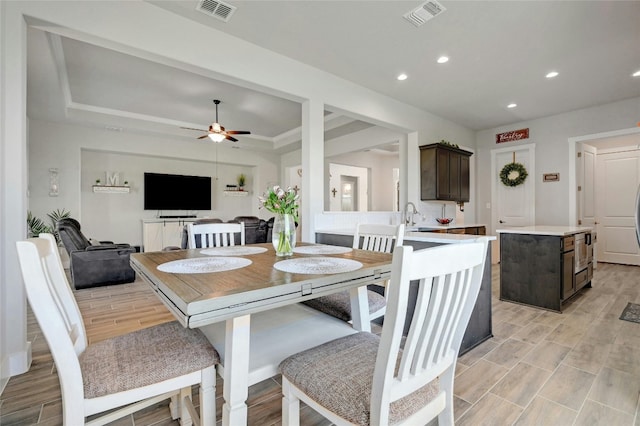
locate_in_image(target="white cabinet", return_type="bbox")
[142,219,196,252]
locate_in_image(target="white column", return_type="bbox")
[300,99,324,242]
[0,3,31,389]
[402,132,420,208]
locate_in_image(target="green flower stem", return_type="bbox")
[276,230,292,255]
[275,213,294,255]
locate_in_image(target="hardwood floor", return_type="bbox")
[2,262,640,425]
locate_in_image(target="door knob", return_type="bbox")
[499,220,505,223]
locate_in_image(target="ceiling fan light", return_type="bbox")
[208,133,226,143]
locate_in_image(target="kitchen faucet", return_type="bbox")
[404,202,419,226]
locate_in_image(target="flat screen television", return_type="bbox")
[144,172,212,211]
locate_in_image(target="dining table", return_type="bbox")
[130,242,393,426]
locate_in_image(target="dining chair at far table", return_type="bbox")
[302,223,405,331]
[187,221,245,248]
[15,233,219,426]
[279,238,489,426]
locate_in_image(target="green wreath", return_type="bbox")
[500,162,528,187]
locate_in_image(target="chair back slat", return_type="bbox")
[188,222,245,248]
[371,239,488,423]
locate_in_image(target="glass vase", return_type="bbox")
[272,213,296,257]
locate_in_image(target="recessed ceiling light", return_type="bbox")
[546,71,559,78]
[507,103,517,109]
[397,73,408,81]
[437,56,449,64]
[632,70,640,77]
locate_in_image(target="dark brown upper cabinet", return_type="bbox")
[420,143,472,202]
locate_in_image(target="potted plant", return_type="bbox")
[26,208,71,244]
[95,178,101,185]
[237,173,246,191]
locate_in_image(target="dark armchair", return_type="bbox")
[56,218,136,289]
[231,216,274,244]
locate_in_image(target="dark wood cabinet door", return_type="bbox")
[448,152,460,201]
[420,147,437,200]
[459,154,470,202]
[436,148,451,199]
[562,250,575,300]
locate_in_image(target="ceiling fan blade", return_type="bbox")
[226,135,239,142]
[226,130,251,135]
[181,126,209,132]
[197,135,209,139]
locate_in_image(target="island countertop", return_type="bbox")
[315,228,496,244]
[496,225,592,236]
[406,223,488,231]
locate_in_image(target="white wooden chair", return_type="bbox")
[303,223,404,328]
[187,221,245,248]
[16,234,219,426]
[280,238,489,426]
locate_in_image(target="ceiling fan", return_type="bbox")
[181,99,251,142]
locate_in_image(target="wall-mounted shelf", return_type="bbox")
[93,185,130,193]
[223,190,249,197]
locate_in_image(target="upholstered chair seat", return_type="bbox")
[80,321,219,399]
[302,290,387,323]
[279,332,439,425]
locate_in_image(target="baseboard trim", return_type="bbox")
[0,340,32,394]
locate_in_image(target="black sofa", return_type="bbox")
[57,218,136,289]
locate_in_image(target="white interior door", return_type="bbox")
[578,144,597,230]
[491,144,535,263]
[492,145,535,229]
[595,149,640,265]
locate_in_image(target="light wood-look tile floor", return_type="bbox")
[2,262,640,425]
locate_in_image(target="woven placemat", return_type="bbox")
[274,257,362,274]
[157,257,251,274]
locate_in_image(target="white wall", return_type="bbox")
[476,97,640,232]
[28,120,279,246]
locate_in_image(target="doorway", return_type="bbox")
[328,163,368,211]
[570,127,640,266]
[340,176,358,211]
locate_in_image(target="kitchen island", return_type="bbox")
[315,228,495,355]
[498,226,594,312]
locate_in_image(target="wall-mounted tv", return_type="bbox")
[144,172,212,211]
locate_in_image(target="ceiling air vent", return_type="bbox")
[196,0,237,22]
[403,0,446,27]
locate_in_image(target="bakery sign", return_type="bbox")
[496,128,529,144]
